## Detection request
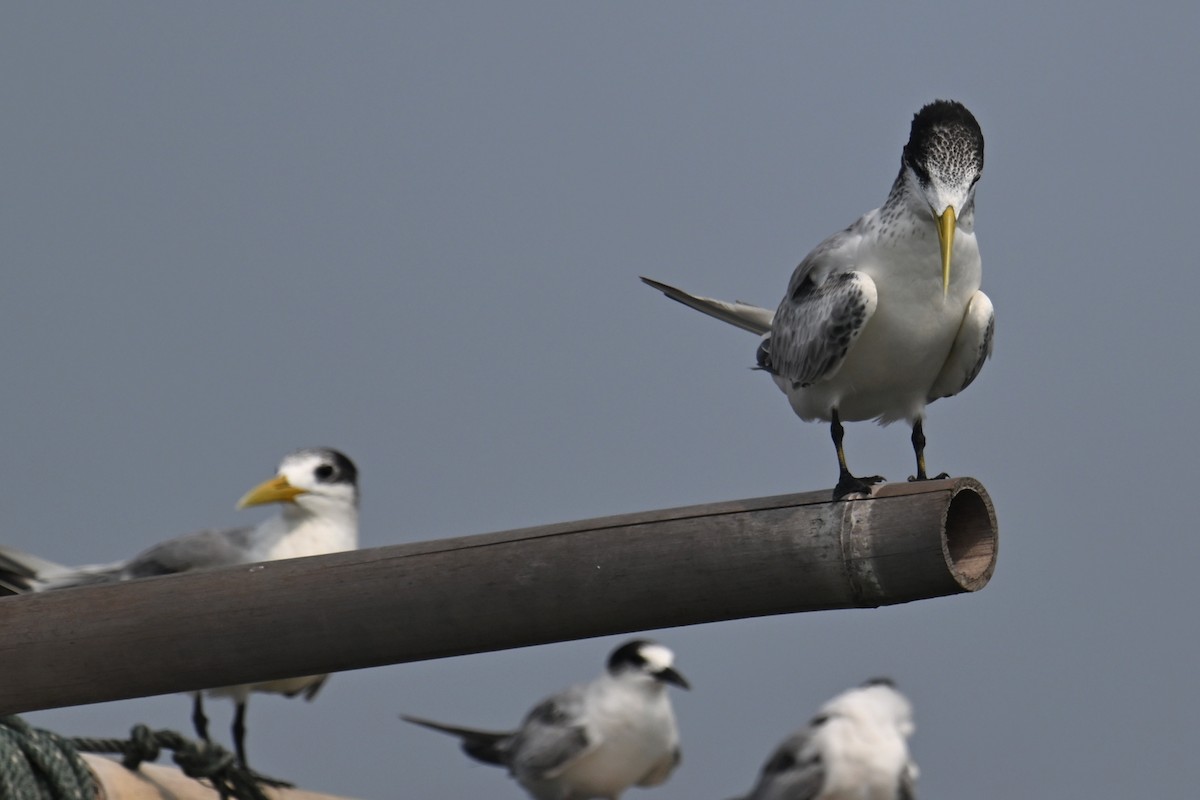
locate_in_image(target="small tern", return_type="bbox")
[730,678,918,800]
[0,447,360,768]
[644,100,992,499]
[402,639,689,800]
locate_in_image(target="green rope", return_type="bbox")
[71,724,272,800]
[0,716,97,800]
[0,716,276,800]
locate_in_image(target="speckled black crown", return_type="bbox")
[902,100,984,184]
[607,639,654,672]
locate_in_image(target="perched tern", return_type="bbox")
[402,639,689,800]
[644,100,992,499]
[0,447,360,768]
[730,678,918,800]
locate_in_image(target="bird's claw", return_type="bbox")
[833,473,885,501]
[907,472,950,483]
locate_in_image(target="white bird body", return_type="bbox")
[644,100,992,498]
[811,714,911,800]
[776,202,985,425]
[240,500,358,562]
[404,639,688,800]
[733,680,917,800]
[516,670,681,799]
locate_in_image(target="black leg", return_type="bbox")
[908,417,949,482]
[233,701,249,767]
[232,701,295,788]
[191,694,211,743]
[831,408,885,500]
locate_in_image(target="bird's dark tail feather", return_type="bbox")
[0,547,52,594]
[400,714,511,767]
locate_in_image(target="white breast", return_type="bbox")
[784,228,982,424]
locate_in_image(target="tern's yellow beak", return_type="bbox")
[236,474,308,509]
[936,206,956,297]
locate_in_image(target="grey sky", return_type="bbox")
[3,3,1198,798]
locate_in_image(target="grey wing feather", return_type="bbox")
[0,546,62,594]
[0,547,53,593]
[780,218,882,306]
[928,291,994,401]
[123,526,258,578]
[959,311,994,391]
[765,270,877,388]
[0,547,69,579]
[761,224,877,387]
[641,276,774,335]
[0,545,125,592]
[741,730,826,800]
[0,527,257,592]
[508,687,593,778]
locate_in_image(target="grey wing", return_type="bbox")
[764,268,878,388]
[741,731,826,800]
[123,526,258,578]
[761,224,877,386]
[508,686,594,778]
[0,545,129,591]
[0,529,256,592]
[928,290,994,401]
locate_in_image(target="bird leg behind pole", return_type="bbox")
[191,694,211,743]
[232,701,249,767]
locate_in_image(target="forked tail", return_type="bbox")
[400,714,512,767]
[641,276,774,335]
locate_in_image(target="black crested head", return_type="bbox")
[607,639,654,673]
[861,676,897,689]
[902,100,984,186]
[606,638,688,688]
[290,447,359,487]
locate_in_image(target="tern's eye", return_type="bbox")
[314,464,335,481]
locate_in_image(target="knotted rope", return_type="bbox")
[1,716,277,800]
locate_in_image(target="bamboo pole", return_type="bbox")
[0,478,996,716]
[83,755,357,799]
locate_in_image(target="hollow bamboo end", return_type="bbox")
[942,480,998,591]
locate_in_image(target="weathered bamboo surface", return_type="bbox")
[0,478,996,715]
[84,754,357,799]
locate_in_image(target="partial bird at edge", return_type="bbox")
[0,447,361,772]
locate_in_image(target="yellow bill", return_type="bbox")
[237,474,308,509]
[936,206,956,297]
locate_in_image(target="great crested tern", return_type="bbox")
[644,100,992,499]
[402,639,689,800]
[0,446,360,768]
[730,678,918,800]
